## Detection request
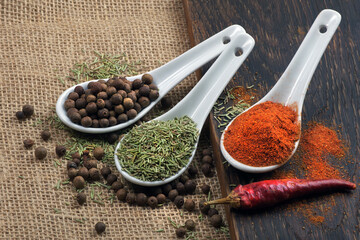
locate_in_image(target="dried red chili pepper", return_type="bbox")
[205,179,355,209]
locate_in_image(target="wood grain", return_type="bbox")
[183,0,360,239]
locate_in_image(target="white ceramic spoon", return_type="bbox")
[56,25,245,134]
[220,9,341,173]
[115,32,255,186]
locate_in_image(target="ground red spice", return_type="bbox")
[223,101,300,167]
[230,86,257,105]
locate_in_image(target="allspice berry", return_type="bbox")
[126,192,136,204]
[136,193,148,206]
[99,118,109,128]
[76,98,87,109]
[72,152,81,159]
[110,93,122,105]
[106,86,117,96]
[139,85,150,97]
[161,97,172,109]
[114,104,125,114]
[92,119,99,128]
[22,104,34,117]
[81,116,92,127]
[185,219,196,231]
[111,181,124,192]
[188,165,198,177]
[141,73,153,84]
[23,139,35,148]
[73,176,86,189]
[202,148,212,156]
[55,145,66,157]
[149,90,159,101]
[200,184,211,195]
[89,168,101,181]
[97,108,109,118]
[202,155,213,165]
[175,227,186,238]
[126,109,137,119]
[74,86,85,96]
[184,180,196,194]
[168,189,179,201]
[77,192,87,205]
[156,193,166,204]
[162,184,173,196]
[95,222,106,234]
[93,147,104,160]
[207,208,219,217]
[123,98,134,110]
[68,168,78,179]
[96,99,106,109]
[201,163,213,177]
[210,214,223,228]
[68,92,79,101]
[106,174,117,185]
[147,196,158,209]
[176,182,186,195]
[97,91,108,100]
[184,199,195,211]
[117,113,128,123]
[174,195,184,209]
[78,167,89,180]
[109,116,117,126]
[101,167,111,178]
[79,108,87,117]
[116,188,128,201]
[86,94,97,103]
[107,133,119,144]
[40,130,51,141]
[138,97,150,108]
[35,147,47,160]
[132,79,143,89]
[16,111,25,120]
[199,200,210,214]
[84,159,98,169]
[67,161,78,169]
[69,111,81,123]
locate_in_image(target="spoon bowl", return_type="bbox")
[56,25,246,134]
[114,32,255,186]
[220,9,341,173]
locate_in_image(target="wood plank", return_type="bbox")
[183,0,360,239]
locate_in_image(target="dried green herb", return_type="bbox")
[117,116,199,181]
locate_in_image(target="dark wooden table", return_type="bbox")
[183,1,360,239]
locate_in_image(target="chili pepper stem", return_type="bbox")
[205,197,241,208]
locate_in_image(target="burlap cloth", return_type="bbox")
[0,1,228,239]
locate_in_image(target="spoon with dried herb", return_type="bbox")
[56,25,246,134]
[114,33,255,186]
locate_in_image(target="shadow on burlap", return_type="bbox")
[0,1,229,239]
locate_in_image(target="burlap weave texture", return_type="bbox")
[0,0,228,239]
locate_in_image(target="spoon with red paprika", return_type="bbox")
[220,9,342,173]
[205,179,356,210]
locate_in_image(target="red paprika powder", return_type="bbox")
[223,101,300,167]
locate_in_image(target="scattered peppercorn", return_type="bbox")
[77,192,86,205]
[201,184,211,195]
[95,222,106,234]
[126,192,136,204]
[78,167,89,179]
[184,199,195,211]
[68,168,78,179]
[176,182,186,195]
[72,152,81,159]
[73,176,86,189]
[23,139,34,148]
[162,184,173,196]
[107,133,119,144]
[16,111,25,120]
[40,130,51,141]
[199,200,210,214]
[101,167,111,178]
[55,145,66,157]
[22,104,34,117]
[147,196,158,209]
[116,188,128,201]
[35,147,47,160]
[175,227,186,238]
[156,193,166,204]
[106,174,117,185]
[136,193,148,206]
[174,195,184,208]
[180,174,190,184]
[202,155,213,165]
[67,161,78,169]
[72,158,81,166]
[142,74,153,84]
[184,180,196,194]
[84,160,98,169]
[93,147,104,160]
[161,96,172,109]
[207,208,219,217]
[210,214,223,228]
[111,181,124,192]
[185,219,196,231]
[202,148,212,156]
[201,163,213,177]
[187,165,198,177]
[168,189,179,202]
[89,168,101,181]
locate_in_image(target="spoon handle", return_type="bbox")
[261,9,341,110]
[150,25,245,95]
[158,32,255,129]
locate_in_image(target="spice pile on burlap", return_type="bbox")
[0,1,229,239]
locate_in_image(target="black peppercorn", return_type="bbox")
[97,91,108,100]
[55,145,66,157]
[97,108,110,118]
[127,91,137,102]
[89,82,102,95]
[73,176,85,189]
[175,227,186,238]
[85,102,97,114]
[16,111,25,120]
[149,83,158,90]
[104,100,113,110]
[136,193,148,206]
[107,133,118,144]
[86,94,97,103]
[68,92,79,101]
[207,208,219,217]
[188,165,198,177]
[126,192,136,204]
[93,147,104,160]
[149,90,159,101]
[184,199,195,211]
[132,79,143,89]
[117,113,128,123]
[201,184,211,195]
[74,86,85,96]
[106,86,117,96]
[168,189,179,201]
[147,196,158,209]
[99,118,109,128]
[81,116,92,127]
[110,93,122,105]
[69,111,81,123]
[139,85,150,97]
[201,163,213,177]
[85,89,92,96]
[35,147,47,160]
[176,182,186,195]
[78,167,89,180]
[92,119,99,127]
[161,96,172,109]
[116,188,128,201]
[123,83,131,93]
[156,193,166,204]
[174,195,184,208]
[95,222,106,234]
[112,78,125,90]
[101,167,111,178]
[89,168,101,181]
[40,130,51,141]
[117,90,127,98]
[84,159,97,169]
[22,104,34,117]
[114,104,124,115]
[67,161,78,169]
[79,108,87,117]
[141,73,153,84]
[123,98,134,110]
[106,174,117,185]
[68,168,78,179]
[185,219,195,231]
[96,99,106,109]
[72,158,81,166]
[210,214,223,228]
[111,181,124,192]
[77,192,86,205]
[133,102,142,113]
[180,174,189,184]
[138,97,150,108]
[65,99,76,111]
[109,110,116,117]
[184,180,196,194]
[126,109,137,119]
[201,155,213,165]
[23,139,34,148]
[109,116,117,126]
[162,184,173,196]
[199,200,210,214]
[75,98,87,109]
